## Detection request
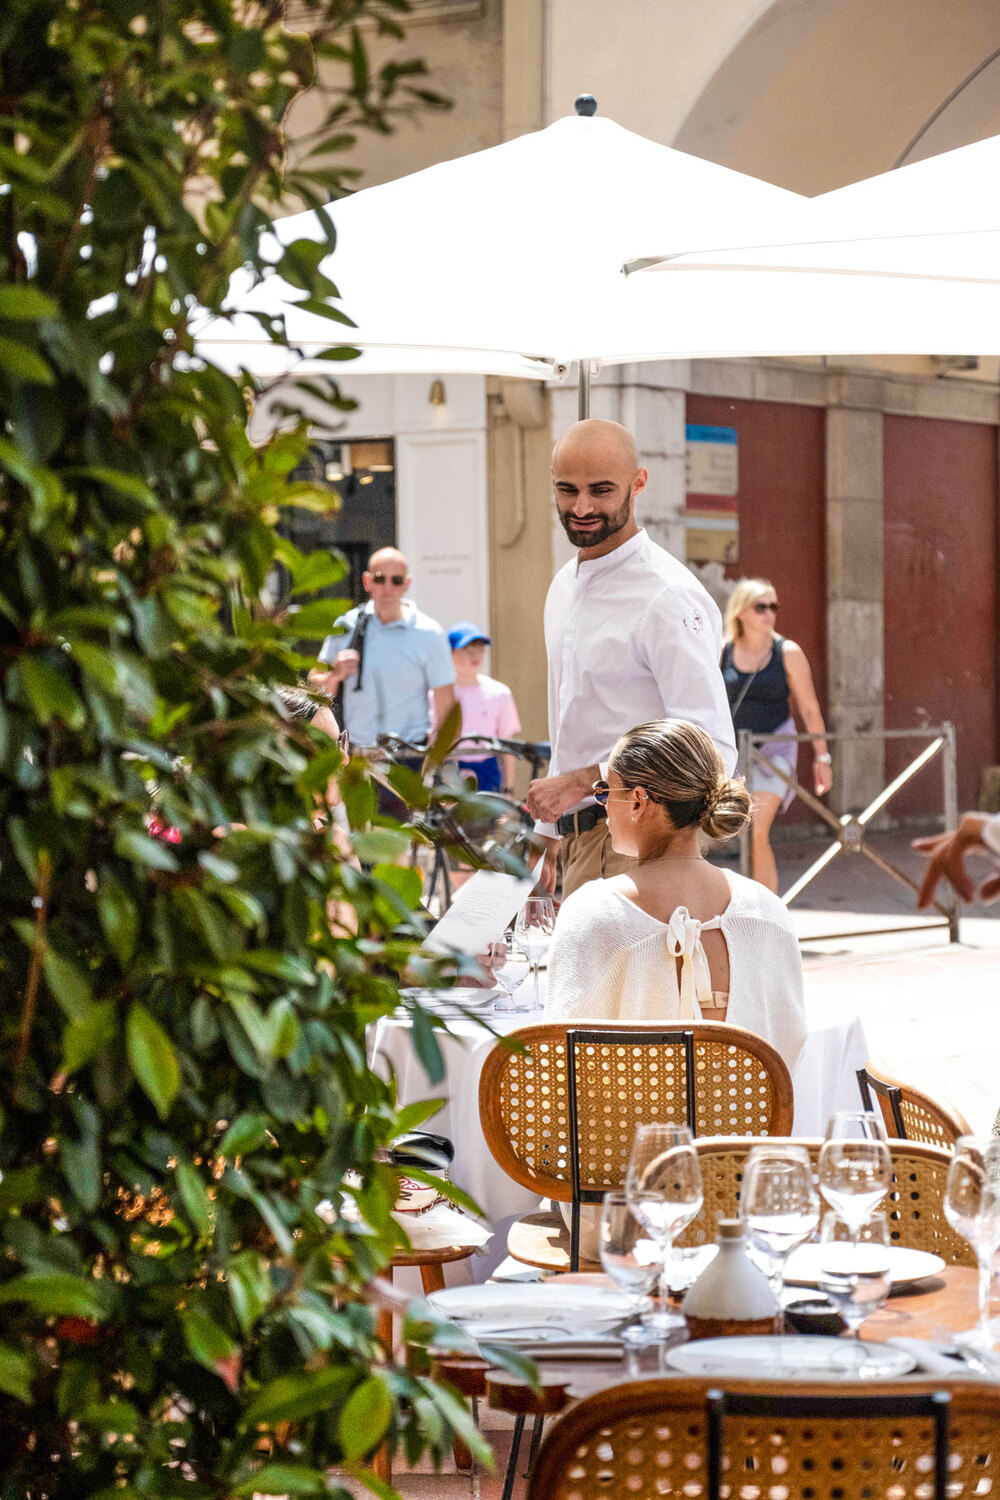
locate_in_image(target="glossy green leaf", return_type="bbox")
[17,655,85,728]
[219,1113,270,1158]
[179,1308,237,1372]
[0,285,58,320]
[0,336,54,385]
[0,1344,35,1402]
[339,1374,393,1460]
[175,1163,213,1237]
[96,877,139,969]
[232,1464,329,1496]
[0,1275,106,1321]
[242,1366,357,1428]
[42,950,94,1023]
[126,1003,180,1120]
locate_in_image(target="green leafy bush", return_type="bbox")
[0,2,507,1494]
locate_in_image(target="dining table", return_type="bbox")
[427,1264,999,1500]
[468,1265,991,1405]
[368,990,871,1278]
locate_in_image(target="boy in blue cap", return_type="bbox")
[436,622,521,794]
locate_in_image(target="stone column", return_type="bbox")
[825,402,884,814]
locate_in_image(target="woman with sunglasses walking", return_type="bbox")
[721,578,831,892]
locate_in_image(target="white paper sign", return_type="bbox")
[422,860,543,956]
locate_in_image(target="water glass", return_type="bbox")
[740,1145,819,1329]
[599,1191,662,1344]
[625,1123,703,1330]
[816,1211,892,1339]
[489,933,531,1013]
[818,1119,891,1240]
[515,895,555,1011]
[944,1135,1000,1346]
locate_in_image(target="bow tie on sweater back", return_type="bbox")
[665,906,722,1020]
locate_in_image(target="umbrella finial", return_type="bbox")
[574,94,598,117]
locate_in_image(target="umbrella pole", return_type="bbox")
[578,360,590,419]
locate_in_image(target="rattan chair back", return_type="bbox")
[857,1060,972,1148]
[527,1377,1000,1500]
[681,1135,974,1264]
[478,1022,794,1202]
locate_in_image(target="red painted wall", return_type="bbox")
[686,395,827,822]
[883,415,998,817]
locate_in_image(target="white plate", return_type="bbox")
[667,1335,915,1380]
[427,1282,642,1331]
[785,1243,945,1287]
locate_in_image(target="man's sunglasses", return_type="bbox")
[592,779,644,806]
[752,600,778,613]
[371,572,407,586]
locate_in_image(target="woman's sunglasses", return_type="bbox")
[371,572,407,586]
[592,779,645,806]
[752,600,779,614]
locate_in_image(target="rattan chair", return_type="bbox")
[527,1376,1000,1500]
[856,1059,972,1147]
[479,1021,794,1272]
[683,1134,974,1264]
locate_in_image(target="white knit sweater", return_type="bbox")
[544,872,807,1073]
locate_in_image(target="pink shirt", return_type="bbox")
[432,673,521,760]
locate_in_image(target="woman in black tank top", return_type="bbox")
[722,578,831,892]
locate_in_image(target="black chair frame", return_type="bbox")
[705,1388,951,1500]
[857,1064,908,1137]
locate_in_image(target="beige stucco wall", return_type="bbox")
[286,0,504,194]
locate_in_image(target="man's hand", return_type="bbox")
[537,835,560,895]
[913,812,997,908]
[527,765,600,823]
[307,651,358,696]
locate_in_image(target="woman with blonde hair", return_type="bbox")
[722,577,831,892]
[544,719,806,1073]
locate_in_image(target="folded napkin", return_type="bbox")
[886,1337,971,1375]
[398,1202,493,1252]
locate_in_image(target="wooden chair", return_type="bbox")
[857,1059,972,1147]
[527,1376,1000,1500]
[478,1021,794,1272]
[685,1135,975,1264]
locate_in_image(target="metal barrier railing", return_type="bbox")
[737,724,960,943]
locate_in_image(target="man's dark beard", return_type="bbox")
[557,486,632,547]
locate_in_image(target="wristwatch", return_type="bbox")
[815,752,832,764]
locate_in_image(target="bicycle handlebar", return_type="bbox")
[372,733,550,765]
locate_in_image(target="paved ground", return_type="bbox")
[360,827,1000,1497]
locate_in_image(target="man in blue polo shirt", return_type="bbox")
[311,546,456,750]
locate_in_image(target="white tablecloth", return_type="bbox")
[368,995,871,1229]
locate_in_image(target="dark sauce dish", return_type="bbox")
[783,1298,846,1337]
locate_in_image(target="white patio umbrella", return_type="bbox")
[198,97,810,408]
[623,130,1000,350]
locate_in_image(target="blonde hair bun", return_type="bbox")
[700,776,752,842]
[609,718,752,841]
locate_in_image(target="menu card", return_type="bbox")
[422,859,543,956]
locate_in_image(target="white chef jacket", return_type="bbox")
[536,529,737,838]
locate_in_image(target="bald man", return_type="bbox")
[311,547,455,749]
[527,419,736,896]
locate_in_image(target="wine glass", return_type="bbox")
[489,933,531,1013]
[816,1211,892,1340]
[818,1117,891,1242]
[515,895,555,1011]
[943,1135,1000,1348]
[740,1145,820,1331]
[827,1110,888,1143]
[625,1123,703,1331]
[599,1191,662,1345]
